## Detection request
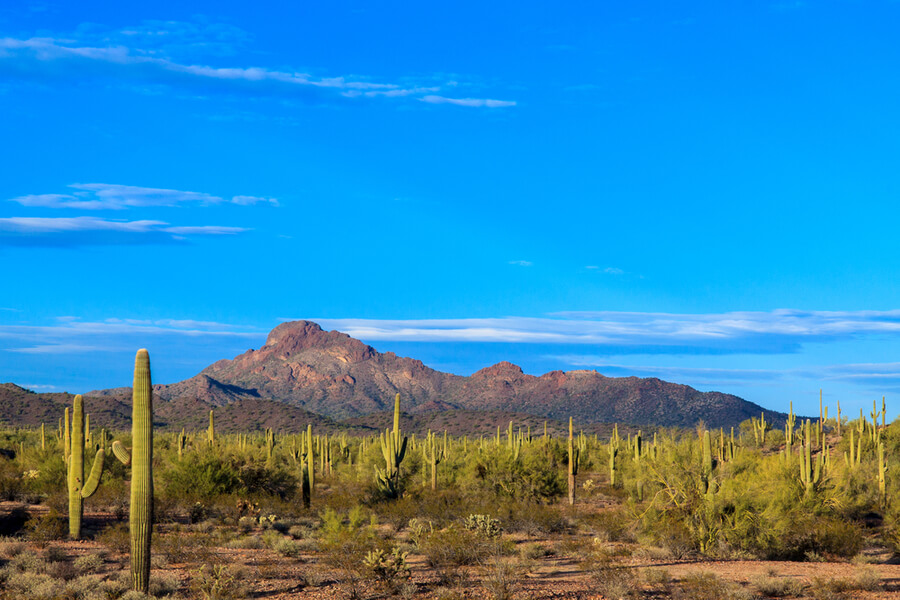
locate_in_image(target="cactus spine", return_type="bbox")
[567,417,580,505]
[112,349,154,593]
[66,394,106,539]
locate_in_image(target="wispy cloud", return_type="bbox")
[508,260,533,267]
[8,343,110,354]
[544,358,786,383]
[302,309,900,352]
[0,29,515,108]
[0,317,264,356]
[0,216,246,246]
[21,384,61,391]
[585,266,624,274]
[10,183,278,210]
[420,95,516,108]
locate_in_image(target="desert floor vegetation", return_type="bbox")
[2,393,900,599]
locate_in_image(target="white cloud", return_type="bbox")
[420,95,516,108]
[0,216,245,235]
[299,309,900,349]
[8,343,109,354]
[0,317,264,355]
[508,260,533,267]
[9,183,278,210]
[0,34,515,108]
[585,266,624,274]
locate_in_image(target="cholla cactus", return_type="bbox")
[463,514,502,538]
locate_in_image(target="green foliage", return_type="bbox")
[463,513,502,538]
[161,455,242,501]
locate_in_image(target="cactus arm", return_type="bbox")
[112,440,132,466]
[81,447,105,498]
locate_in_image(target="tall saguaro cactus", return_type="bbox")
[112,349,154,594]
[424,430,445,491]
[65,394,106,539]
[207,410,215,445]
[376,394,408,498]
[568,417,580,505]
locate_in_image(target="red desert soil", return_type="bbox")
[5,502,900,599]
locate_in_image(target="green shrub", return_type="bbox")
[97,523,130,555]
[161,455,242,502]
[750,574,805,597]
[673,572,751,600]
[73,552,104,575]
[190,564,250,600]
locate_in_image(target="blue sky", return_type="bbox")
[2,0,900,420]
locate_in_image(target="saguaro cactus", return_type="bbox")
[112,349,154,594]
[424,430,445,490]
[376,394,407,498]
[265,428,276,465]
[65,394,106,539]
[568,417,580,505]
[207,410,215,445]
[608,425,620,486]
[176,428,187,457]
[700,430,714,495]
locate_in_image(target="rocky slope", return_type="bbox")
[83,320,782,429]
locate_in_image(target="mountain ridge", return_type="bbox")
[78,320,783,429]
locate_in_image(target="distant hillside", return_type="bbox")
[80,320,784,429]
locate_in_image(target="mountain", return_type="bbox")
[81,320,781,429]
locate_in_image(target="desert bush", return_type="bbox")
[0,539,26,558]
[362,547,410,593]
[161,455,242,502]
[464,446,564,502]
[64,574,103,599]
[750,574,806,597]
[24,509,66,546]
[588,560,641,600]
[481,558,524,600]
[73,552,105,575]
[149,571,182,597]
[97,523,131,555]
[272,536,304,559]
[421,525,496,571]
[0,571,64,600]
[317,506,384,596]
[43,544,67,562]
[673,572,751,600]
[190,564,250,600]
[520,542,553,559]
[225,535,263,550]
[0,456,25,501]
